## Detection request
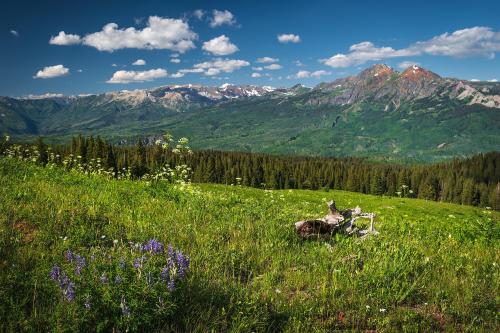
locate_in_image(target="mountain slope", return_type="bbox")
[1,64,499,161]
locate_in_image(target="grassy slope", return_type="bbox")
[0,158,498,332]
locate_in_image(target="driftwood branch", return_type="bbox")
[295,200,378,240]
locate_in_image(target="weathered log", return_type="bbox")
[295,200,378,240]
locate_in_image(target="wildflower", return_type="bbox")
[379,308,386,313]
[50,265,61,281]
[160,266,170,282]
[101,235,106,239]
[113,239,118,245]
[176,250,189,279]
[167,278,175,291]
[143,239,164,255]
[74,254,86,275]
[133,257,142,269]
[120,296,131,317]
[115,275,122,284]
[366,305,370,309]
[65,250,74,262]
[119,258,126,269]
[64,280,76,302]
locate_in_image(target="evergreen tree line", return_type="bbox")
[46,135,500,210]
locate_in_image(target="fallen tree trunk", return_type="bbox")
[295,200,378,240]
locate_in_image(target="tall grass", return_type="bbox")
[0,158,498,332]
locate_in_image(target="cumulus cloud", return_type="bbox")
[277,34,300,43]
[264,63,282,70]
[179,68,205,74]
[398,61,420,69]
[293,60,304,67]
[34,64,70,79]
[256,57,279,63]
[170,58,181,63]
[49,31,81,45]
[488,79,498,82]
[191,58,250,76]
[251,72,262,78]
[106,68,168,83]
[321,27,500,68]
[209,10,236,28]
[470,79,480,82]
[252,66,263,71]
[10,30,19,37]
[193,9,205,20]
[295,70,331,79]
[81,16,197,53]
[202,35,238,55]
[132,59,146,66]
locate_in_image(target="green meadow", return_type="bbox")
[0,158,498,332]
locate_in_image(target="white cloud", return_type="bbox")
[170,72,184,78]
[106,68,168,83]
[82,16,197,53]
[264,63,282,70]
[179,68,204,74]
[321,27,500,68]
[321,41,414,68]
[488,79,498,82]
[398,61,420,69]
[209,10,236,28]
[193,58,250,76]
[257,57,279,63]
[293,60,304,67]
[277,34,300,43]
[193,9,205,20]
[202,35,238,55]
[10,30,19,37]
[251,72,262,78]
[34,64,70,79]
[132,59,146,66]
[77,69,83,73]
[111,63,118,67]
[49,31,81,45]
[470,79,480,82]
[295,70,331,79]
[252,66,263,71]
[170,58,181,63]
[170,53,180,58]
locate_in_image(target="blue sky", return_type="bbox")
[1,0,499,96]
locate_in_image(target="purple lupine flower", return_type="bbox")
[133,257,142,269]
[176,251,189,279]
[65,250,74,262]
[143,239,164,255]
[115,275,122,284]
[64,280,75,302]
[167,278,175,292]
[167,244,175,260]
[74,255,86,275]
[50,265,61,281]
[160,266,169,282]
[58,274,70,289]
[99,273,108,284]
[120,296,130,317]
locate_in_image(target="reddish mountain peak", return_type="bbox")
[400,65,440,81]
[359,63,394,78]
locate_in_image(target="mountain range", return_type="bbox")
[1,64,499,161]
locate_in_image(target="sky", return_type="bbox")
[1,0,499,97]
